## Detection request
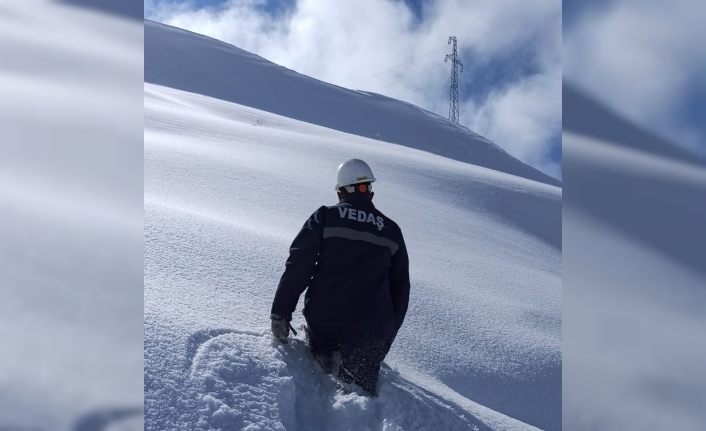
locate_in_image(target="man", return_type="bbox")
[270,158,410,396]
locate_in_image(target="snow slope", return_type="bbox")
[145,21,561,431]
[144,85,561,430]
[144,19,560,187]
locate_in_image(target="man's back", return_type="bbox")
[303,194,407,343]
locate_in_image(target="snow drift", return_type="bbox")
[145,20,562,431]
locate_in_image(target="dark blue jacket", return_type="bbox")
[271,194,410,344]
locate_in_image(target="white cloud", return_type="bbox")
[564,0,706,156]
[465,74,562,178]
[146,0,562,176]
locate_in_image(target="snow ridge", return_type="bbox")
[144,19,559,186]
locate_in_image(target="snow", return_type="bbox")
[186,332,492,431]
[144,20,561,431]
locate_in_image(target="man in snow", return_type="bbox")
[270,158,410,396]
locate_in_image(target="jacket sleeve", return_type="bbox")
[270,206,326,321]
[389,230,410,331]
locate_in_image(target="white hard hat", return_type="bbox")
[335,159,376,190]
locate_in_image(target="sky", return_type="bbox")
[145,0,563,179]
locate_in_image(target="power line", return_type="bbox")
[348,47,440,87]
[345,37,558,110]
[363,60,444,93]
[364,60,439,88]
[460,63,561,106]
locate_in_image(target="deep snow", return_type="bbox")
[145,20,561,431]
[185,330,492,431]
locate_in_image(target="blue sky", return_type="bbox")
[146,0,563,178]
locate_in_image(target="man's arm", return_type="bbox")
[389,230,410,332]
[270,206,326,321]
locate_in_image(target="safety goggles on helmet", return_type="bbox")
[341,182,372,194]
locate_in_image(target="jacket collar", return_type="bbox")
[342,193,375,208]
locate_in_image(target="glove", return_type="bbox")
[271,314,290,343]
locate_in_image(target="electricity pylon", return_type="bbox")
[445,36,463,124]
